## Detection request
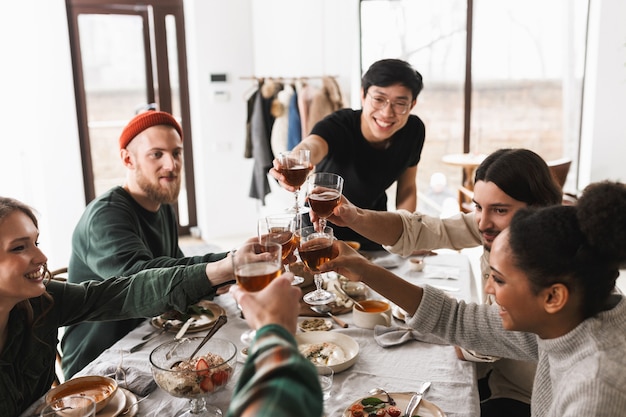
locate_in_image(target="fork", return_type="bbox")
[130,322,173,353]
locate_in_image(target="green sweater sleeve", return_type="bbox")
[50,263,214,326]
[227,324,323,417]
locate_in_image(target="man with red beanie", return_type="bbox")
[61,110,235,378]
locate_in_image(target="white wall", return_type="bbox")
[1,0,624,271]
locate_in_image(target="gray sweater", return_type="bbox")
[408,286,626,416]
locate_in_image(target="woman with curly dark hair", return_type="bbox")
[323,181,626,416]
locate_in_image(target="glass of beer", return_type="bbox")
[232,241,282,344]
[298,225,336,305]
[258,213,304,285]
[307,172,344,230]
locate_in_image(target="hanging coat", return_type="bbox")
[248,84,275,204]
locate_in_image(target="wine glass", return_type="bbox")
[276,150,313,214]
[307,172,344,230]
[298,225,336,305]
[150,337,237,417]
[231,241,282,344]
[258,213,304,286]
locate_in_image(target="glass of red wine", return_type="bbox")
[276,150,313,215]
[298,225,336,305]
[307,172,344,230]
[258,213,304,286]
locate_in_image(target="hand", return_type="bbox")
[230,274,302,334]
[206,254,236,292]
[269,160,298,192]
[310,195,359,228]
[318,240,372,282]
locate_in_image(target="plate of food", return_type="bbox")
[151,299,226,333]
[343,392,446,417]
[296,331,359,373]
[299,318,333,332]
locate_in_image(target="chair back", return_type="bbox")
[547,158,572,189]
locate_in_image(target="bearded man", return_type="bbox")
[61,110,234,378]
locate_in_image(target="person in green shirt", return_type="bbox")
[0,197,323,417]
[0,197,231,416]
[62,110,235,379]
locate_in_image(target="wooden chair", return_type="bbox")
[547,157,572,189]
[50,267,68,387]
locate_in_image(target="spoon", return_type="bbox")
[368,387,396,405]
[310,305,348,328]
[334,282,365,310]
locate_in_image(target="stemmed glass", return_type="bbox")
[258,213,304,286]
[276,150,313,214]
[298,225,336,305]
[231,241,282,344]
[150,337,237,417]
[307,172,344,230]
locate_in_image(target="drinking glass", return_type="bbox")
[276,150,313,214]
[258,213,304,286]
[40,396,96,417]
[317,365,334,407]
[232,241,282,344]
[298,226,336,305]
[307,172,344,230]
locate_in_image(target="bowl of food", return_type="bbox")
[45,375,118,413]
[296,331,359,373]
[150,337,237,417]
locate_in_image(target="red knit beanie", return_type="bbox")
[119,110,183,149]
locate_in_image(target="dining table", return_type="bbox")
[21,250,481,417]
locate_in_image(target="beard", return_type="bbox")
[135,167,181,204]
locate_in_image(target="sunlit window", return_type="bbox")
[361,0,588,213]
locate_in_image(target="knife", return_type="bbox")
[175,317,196,339]
[405,381,431,417]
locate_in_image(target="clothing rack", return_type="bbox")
[239,75,338,82]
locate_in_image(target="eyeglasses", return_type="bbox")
[367,93,411,115]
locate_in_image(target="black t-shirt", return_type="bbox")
[309,109,425,250]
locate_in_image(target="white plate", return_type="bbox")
[296,331,359,373]
[150,300,226,333]
[299,318,333,332]
[343,392,446,417]
[97,387,126,417]
[118,388,138,417]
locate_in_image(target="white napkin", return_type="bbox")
[80,362,157,396]
[373,325,449,347]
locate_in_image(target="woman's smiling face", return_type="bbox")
[486,228,547,333]
[0,210,47,306]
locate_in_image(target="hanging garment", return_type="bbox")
[307,76,345,131]
[270,84,294,156]
[248,81,276,204]
[287,88,302,150]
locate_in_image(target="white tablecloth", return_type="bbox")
[22,251,480,417]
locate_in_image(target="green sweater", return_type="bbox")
[1,264,212,417]
[62,186,227,378]
[227,324,323,417]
